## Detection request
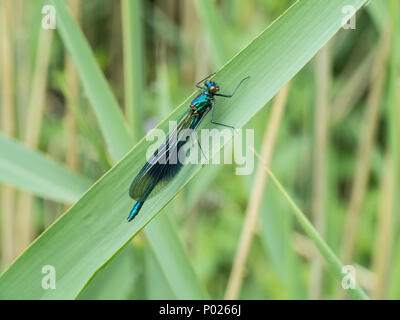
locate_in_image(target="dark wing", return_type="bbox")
[129,108,196,201]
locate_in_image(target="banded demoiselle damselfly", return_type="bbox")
[127,73,249,222]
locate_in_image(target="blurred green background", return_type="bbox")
[0,0,399,299]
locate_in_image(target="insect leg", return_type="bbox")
[210,100,235,130]
[190,110,210,162]
[215,76,250,98]
[192,130,208,162]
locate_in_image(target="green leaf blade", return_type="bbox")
[0,133,91,203]
[0,0,368,299]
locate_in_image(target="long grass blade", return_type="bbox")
[0,134,92,203]
[225,84,290,299]
[121,0,144,140]
[16,28,53,255]
[251,148,369,300]
[1,0,17,268]
[47,0,206,299]
[309,43,331,299]
[0,0,369,298]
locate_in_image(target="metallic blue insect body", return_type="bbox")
[127,73,249,222]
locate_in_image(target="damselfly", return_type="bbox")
[127,73,249,222]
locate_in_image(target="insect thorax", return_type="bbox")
[192,93,212,114]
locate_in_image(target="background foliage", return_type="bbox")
[0,0,398,299]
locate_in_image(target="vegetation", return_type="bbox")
[0,0,398,300]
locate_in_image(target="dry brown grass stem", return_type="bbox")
[224,83,290,300]
[1,0,16,268]
[372,154,394,299]
[332,49,375,124]
[65,0,80,172]
[15,29,53,255]
[309,43,330,299]
[341,27,390,264]
[338,24,391,298]
[15,0,32,137]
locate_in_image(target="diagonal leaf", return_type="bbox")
[77,245,138,300]
[0,133,91,203]
[46,0,205,299]
[44,0,132,160]
[0,0,368,299]
[255,152,369,300]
